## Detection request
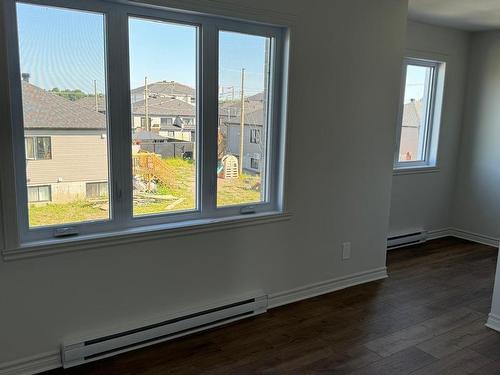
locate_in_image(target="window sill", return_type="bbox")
[2,211,292,261]
[393,166,439,176]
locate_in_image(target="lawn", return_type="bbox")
[29,158,262,227]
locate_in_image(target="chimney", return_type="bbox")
[21,73,30,83]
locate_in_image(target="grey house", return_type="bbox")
[219,95,266,173]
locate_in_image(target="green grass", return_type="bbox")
[29,158,262,226]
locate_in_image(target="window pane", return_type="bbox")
[399,64,434,162]
[38,186,51,202]
[27,187,39,203]
[217,31,271,207]
[17,3,110,227]
[25,137,34,159]
[36,137,51,160]
[128,17,198,216]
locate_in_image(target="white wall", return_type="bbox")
[0,0,408,365]
[389,20,470,236]
[452,31,500,239]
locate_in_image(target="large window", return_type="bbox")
[2,0,288,245]
[394,57,444,170]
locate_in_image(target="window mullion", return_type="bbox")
[106,8,133,229]
[200,22,218,217]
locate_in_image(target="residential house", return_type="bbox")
[399,98,423,161]
[219,94,267,173]
[22,81,109,203]
[130,80,196,105]
[131,96,196,141]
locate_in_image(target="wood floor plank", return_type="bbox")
[363,307,483,357]
[409,348,492,375]
[416,318,495,358]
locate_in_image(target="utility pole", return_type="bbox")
[94,80,98,112]
[144,76,149,132]
[239,68,245,175]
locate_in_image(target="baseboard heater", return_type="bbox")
[387,231,427,250]
[62,293,268,368]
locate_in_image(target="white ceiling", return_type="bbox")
[408,0,500,31]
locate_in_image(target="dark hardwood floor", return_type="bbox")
[44,237,500,374]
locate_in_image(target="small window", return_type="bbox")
[86,182,108,199]
[394,58,444,170]
[250,129,261,144]
[28,185,51,203]
[250,158,259,170]
[140,117,152,129]
[160,117,173,128]
[25,137,51,160]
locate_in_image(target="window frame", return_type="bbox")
[1,0,289,248]
[394,57,444,171]
[25,136,51,160]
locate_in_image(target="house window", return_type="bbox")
[140,117,152,129]
[25,136,51,160]
[86,182,108,199]
[3,0,288,245]
[160,117,173,129]
[394,58,445,170]
[250,158,259,170]
[27,185,51,203]
[250,129,261,144]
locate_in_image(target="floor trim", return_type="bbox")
[427,227,499,248]
[486,313,500,332]
[0,351,60,375]
[268,267,388,308]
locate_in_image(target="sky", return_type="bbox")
[404,65,429,104]
[16,3,269,98]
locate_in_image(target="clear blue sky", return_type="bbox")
[404,65,428,104]
[17,3,268,98]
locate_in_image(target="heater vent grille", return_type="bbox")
[62,294,267,368]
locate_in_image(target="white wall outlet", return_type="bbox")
[342,242,351,260]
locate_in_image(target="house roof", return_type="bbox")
[22,81,106,130]
[132,97,196,117]
[131,81,195,98]
[402,99,423,128]
[76,95,107,113]
[133,130,166,141]
[220,95,266,126]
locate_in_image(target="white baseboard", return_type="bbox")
[268,267,388,308]
[427,228,454,240]
[0,351,60,375]
[414,227,499,248]
[486,313,500,332]
[450,228,499,248]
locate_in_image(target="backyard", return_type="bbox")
[28,158,262,227]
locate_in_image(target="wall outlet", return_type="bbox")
[342,242,351,260]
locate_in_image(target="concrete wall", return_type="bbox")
[0,0,407,366]
[389,20,470,236]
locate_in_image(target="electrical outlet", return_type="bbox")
[342,242,351,260]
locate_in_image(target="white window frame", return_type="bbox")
[394,57,445,171]
[0,0,289,249]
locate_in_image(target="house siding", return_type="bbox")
[26,132,108,202]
